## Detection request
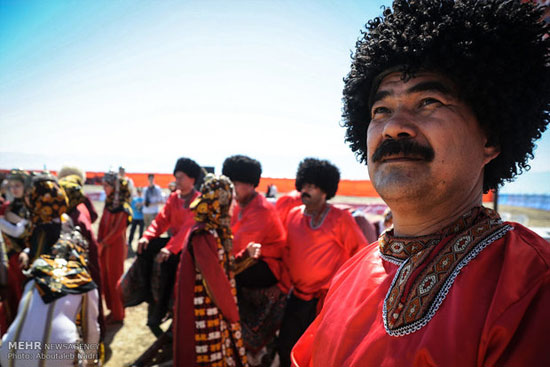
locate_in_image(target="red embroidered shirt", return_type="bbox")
[292,213,550,367]
[284,205,367,301]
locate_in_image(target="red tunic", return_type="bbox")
[97,208,128,321]
[284,205,366,301]
[231,194,286,286]
[292,223,550,367]
[142,191,200,254]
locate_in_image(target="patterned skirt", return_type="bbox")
[194,271,248,367]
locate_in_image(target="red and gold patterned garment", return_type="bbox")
[173,176,248,366]
[192,238,247,366]
[292,207,550,367]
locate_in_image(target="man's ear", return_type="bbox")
[483,143,500,166]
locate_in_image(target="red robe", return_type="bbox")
[98,208,128,321]
[292,222,550,367]
[142,191,200,254]
[284,205,367,301]
[231,193,286,287]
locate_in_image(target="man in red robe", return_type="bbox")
[136,157,202,336]
[278,158,366,367]
[222,154,287,365]
[292,1,550,366]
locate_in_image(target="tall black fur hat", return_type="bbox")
[222,155,262,187]
[173,157,202,181]
[295,158,340,200]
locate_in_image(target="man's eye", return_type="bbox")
[371,106,390,117]
[419,98,442,107]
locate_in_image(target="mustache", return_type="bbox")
[301,192,311,200]
[371,139,435,163]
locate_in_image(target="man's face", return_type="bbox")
[174,171,195,194]
[233,181,255,203]
[8,180,24,199]
[103,182,114,196]
[300,183,326,207]
[367,72,499,204]
[148,175,154,185]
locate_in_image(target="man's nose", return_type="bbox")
[381,108,418,140]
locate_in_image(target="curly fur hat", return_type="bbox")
[343,0,550,192]
[222,155,262,187]
[295,158,340,200]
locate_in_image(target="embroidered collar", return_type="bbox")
[303,203,331,230]
[380,206,511,336]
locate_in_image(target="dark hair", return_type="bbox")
[173,157,202,181]
[295,158,340,200]
[222,155,262,187]
[343,0,550,192]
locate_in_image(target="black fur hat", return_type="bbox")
[343,0,550,192]
[173,157,202,181]
[222,155,262,187]
[295,158,340,200]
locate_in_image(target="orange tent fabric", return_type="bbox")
[0,170,494,201]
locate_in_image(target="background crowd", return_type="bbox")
[0,154,386,367]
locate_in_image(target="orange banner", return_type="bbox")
[0,169,494,201]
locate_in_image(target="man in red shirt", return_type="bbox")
[222,154,287,365]
[279,158,367,367]
[135,157,202,336]
[291,1,550,366]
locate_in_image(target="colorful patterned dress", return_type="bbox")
[173,175,248,367]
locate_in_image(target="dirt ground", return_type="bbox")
[88,189,549,366]
[102,257,171,367]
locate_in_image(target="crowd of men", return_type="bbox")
[0,0,550,366]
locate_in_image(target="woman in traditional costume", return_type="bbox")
[97,171,132,324]
[173,175,248,366]
[0,172,100,366]
[0,218,100,367]
[0,169,30,332]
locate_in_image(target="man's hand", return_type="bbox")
[18,252,29,269]
[246,242,262,259]
[155,248,171,263]
[137,237,149,254]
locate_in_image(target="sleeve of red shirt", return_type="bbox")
[338,210,368,257]
[233,206,285,260]
[163,214,196,254]
[142,193,174,240]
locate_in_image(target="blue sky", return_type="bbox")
[1,0,549,193]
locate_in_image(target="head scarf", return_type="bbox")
[103,171,132,219]
[7,168,29,185]
[26,173,68,226]
[191,174,234,252]
[27,227,96,303]
[59,174,86,213]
